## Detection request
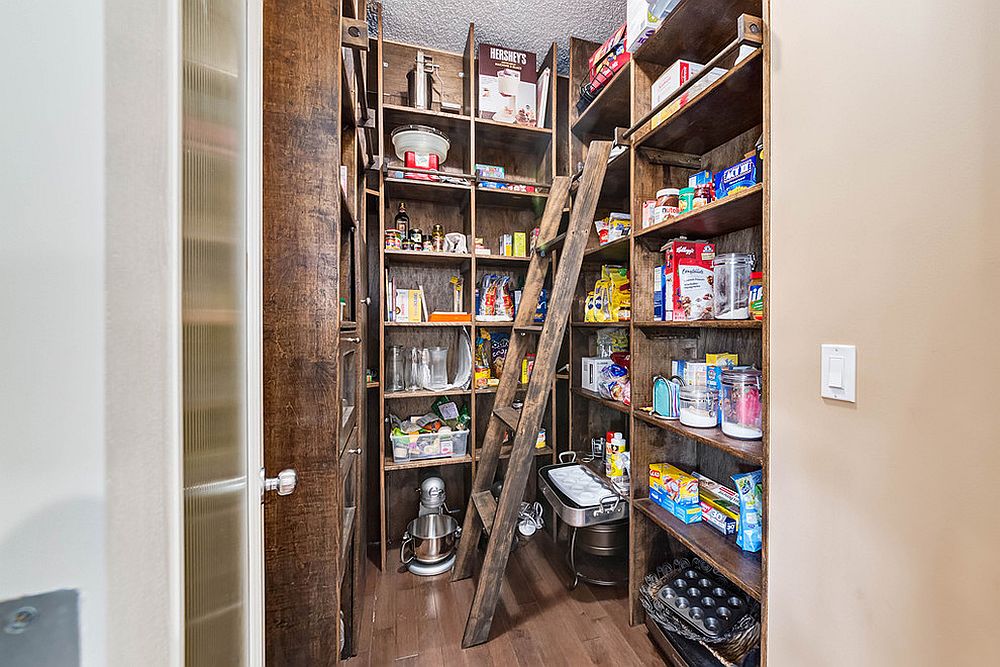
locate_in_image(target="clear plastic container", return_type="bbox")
[713,253,754,320]
[678,385,718,429]
[720,367,763,440]
[427,346,448,389]
[390,428,470,463]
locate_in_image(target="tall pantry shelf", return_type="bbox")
[369,23,564,571]
[566,0,770,664]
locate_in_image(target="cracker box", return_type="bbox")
[651,59,704,108]
[662,239,716,321]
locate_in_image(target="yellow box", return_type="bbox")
[514,232,527,258]
[706,353,739,367]
[649,463,699,507]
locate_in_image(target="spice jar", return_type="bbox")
[720,366,763,440]
[713,253,754,319]
[678,187,695,214]
[678,384,718,429]
[693,182,715,209]
[432,224,445,252]
[654,188,680,224]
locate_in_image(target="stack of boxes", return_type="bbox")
[649,463,701,524]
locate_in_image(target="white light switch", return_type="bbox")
[821,344,856,402]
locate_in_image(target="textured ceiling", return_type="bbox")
[370,0,625,74]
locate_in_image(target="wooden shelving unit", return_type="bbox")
[369,24,561,571]
[566,1,769,662]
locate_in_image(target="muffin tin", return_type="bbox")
[653,563,750,638]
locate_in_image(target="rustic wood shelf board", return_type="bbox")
[383,249,473,266]
[383,455,473,472]
[634,51,763,155]
[634,183,763,241]
[571,387,631,415]
[633,410,764,465]
[583,234,631,263]
[634,318,762,331]
[633,0,764,67]
[384,177,472,205]
[572,62,633,138]
[636,498,762,600]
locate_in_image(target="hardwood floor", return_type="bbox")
[352,534,666,666]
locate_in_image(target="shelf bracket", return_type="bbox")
[638,147,703,170]
[341,18,369,51]
[738,14,765,47]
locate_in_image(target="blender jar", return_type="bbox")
[720,366,763,439]
[678,385,718,429]
[713,253,754,319]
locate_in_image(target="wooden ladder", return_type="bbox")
[451,140,613,648]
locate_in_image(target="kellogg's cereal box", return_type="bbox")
[662,239,716,321]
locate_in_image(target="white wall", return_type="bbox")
[0,1,107,665]
[768,0,1000,664]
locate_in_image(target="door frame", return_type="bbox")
[245,0,265,664]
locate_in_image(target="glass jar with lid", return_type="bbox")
[713,253,754,319]
[678,385,718,429]
[720,366,763,439]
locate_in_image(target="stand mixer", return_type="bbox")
[401,476,461,576]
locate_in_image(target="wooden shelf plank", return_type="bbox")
[474,254,532,266]
[474,115,553,136]
[366,381,379,390]
[384,388,472,399]
[571,321,630,328]
[384,249,473,265]
[584,234,631,263]
[383,176,472,205]
[632,0,763,68]
[634,182,763,241]
[635,498,762,601]
[635,318,762,331]
[572,62,633,137]
[572,387,630,415]
[383,321,470,328]
[473,319,515,327]
[474,445,553,461]
[476,185,550,209]
[382,102,472,125]
[633,409,763,465]
[634,50,763,154]
[384,454,473,471]
[644,616,726,667]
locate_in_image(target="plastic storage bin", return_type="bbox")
[390,428,470,464]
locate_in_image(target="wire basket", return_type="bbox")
[640,558,761,665]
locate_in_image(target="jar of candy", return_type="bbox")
[384,229,403,250]
[654,188,680,224]
[678,384,718,429]
[720,366,763,439]
[713,253,754,319]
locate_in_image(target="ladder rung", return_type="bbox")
[513,324,543,334]
[534,232,565,257]
[493,405,522,429]
[471,490,497,536]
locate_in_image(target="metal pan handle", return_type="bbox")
[558,451,577,464]
[597,494,621,515]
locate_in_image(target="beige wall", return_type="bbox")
[768,1,1000,664]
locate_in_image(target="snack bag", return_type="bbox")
[731,469,763,552]
[491,332,510,378]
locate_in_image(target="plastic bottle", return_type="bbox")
[606,432,626,476]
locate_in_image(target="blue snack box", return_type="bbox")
[688,169,712,188]
[714,155,759,199]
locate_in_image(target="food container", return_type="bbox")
[678,385,718,429]
[391,124,450,178]
[678,187,695,214]
[384,229,403,250]
[654,188,680,224]
[693,182,715,208]
[390,428,470,463]
[713,253,754,320]
[749,271,764,320]
[720,367,763,440]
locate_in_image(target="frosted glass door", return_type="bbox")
[182,0,249,665]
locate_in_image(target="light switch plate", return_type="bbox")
[821,344,856,402]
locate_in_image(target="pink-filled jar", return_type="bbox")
[720,367,763,440]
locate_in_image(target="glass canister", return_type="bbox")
[720,366,763,440]
[386,345,405,392]
[713,253,754,319]
[427,346,449,389]
[678,384,718,429]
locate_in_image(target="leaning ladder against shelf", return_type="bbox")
[451,140,613,648]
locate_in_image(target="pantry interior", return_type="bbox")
[265,0,770,664]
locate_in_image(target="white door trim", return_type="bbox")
[245,0,265,664]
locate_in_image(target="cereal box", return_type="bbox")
[662,239,716,321]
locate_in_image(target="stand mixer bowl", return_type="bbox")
[400,513,462,565]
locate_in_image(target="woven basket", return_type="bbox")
[640,558,760,665]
